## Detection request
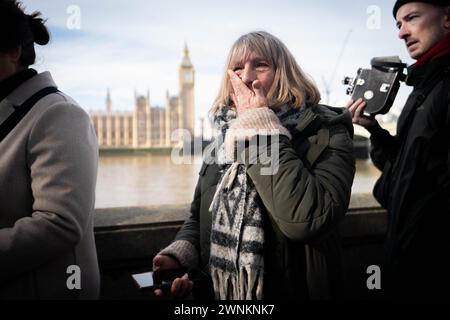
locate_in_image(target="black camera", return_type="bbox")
[343,56,407,115]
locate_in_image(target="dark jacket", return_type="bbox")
[175,104,355,299]
[370,55,450,297]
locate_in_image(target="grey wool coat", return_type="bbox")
[0,72,100,299]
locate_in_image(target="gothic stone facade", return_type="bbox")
[89,45,195,148]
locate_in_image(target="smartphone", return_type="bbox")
[132,271,169,290]
[132,268,188,291]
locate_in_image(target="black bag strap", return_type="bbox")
[0,86,58,143]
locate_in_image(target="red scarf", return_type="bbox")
[415,32,450,67]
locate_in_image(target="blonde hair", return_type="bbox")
[210,31,321,114]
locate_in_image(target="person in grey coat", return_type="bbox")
[0,0,99,299]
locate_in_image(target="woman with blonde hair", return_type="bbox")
[153,31,355,300]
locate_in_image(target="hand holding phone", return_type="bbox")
[132,267,188,291]
[132,271,168,290]
[134,254,194,298]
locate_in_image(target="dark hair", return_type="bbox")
[0,0,50,66]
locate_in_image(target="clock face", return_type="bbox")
[184,71,193,83]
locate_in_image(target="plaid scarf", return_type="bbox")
[208,104,304,300]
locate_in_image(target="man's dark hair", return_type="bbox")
[0,0,50,66]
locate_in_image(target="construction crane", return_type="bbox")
[322,29,353,105]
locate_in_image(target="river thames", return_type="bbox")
[95,154,381,208]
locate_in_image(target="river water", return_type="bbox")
[96,154,381,208]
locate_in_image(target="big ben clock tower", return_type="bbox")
[179,43,195,138]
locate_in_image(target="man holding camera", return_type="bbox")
[348,0,450,298]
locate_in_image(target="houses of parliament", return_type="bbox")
[89,45,195,149]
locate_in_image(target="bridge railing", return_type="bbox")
[94,193,387,300]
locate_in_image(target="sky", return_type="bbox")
[20,0,413,135]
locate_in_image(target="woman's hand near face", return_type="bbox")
[228,69,268,113]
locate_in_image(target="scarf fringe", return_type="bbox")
[211,265,263,300]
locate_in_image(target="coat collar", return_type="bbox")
[0,72,57,124]
[5,71,57,106]
[406,55,450,88]
[0,69,37,102]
